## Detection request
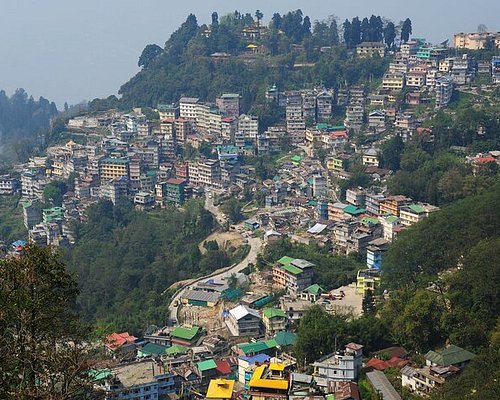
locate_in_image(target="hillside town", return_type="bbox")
[1,21,499,400]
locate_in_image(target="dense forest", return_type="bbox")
[89,10,411,112]
[0,89,58,162]
[64,199,220,334]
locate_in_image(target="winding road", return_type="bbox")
[167,196,262,322]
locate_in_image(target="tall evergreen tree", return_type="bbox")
[351,17,362,46]
[343,19,352,47]
[401,18,412,43]
[361,17,370,42]
[384,21,396,49]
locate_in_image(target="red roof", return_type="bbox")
[222,117,235,123]
[331,131,348,139]
[106,332,137,351]
[346,342,363,351]
[161,118,175,123]
[365,357,410,371]
[216,359,232,375]
[475,156,495,164]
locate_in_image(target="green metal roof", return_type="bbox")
[291,155,302,162]
[281,264,303,275]
[343,205,366,215]
[385,215,399,224]
[165,344,187,355]
[140,342,168,356]
[274,331,297,347]
[197,359,217,372]
[265,339,278,348]
[171,325,200,340]
[425,345,475,367]
[408,204,426,214]
[239,341,269,355]
[305,284,324,295]
[361,217,379,225]
[263,308,287,319]
[277,256,295,265]
[89,369,112,381]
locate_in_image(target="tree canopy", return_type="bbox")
[0,244,95,399]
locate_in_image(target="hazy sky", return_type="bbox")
[1,0,498,106]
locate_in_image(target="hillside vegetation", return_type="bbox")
[65,199,217,333]
[90,10,403,113]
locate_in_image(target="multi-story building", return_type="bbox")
[366,238,389,269]
[226,305,261,337]
[328,202,349,222]
[99,157,129,181]
[399,203,439,227]
[134,191,155,211]
[216,93,241,117]
[365,193,385,216]
[157,103,179,120]
[179,97,200,121]
[97,361,176,400]
[356,41,385,58]
[453,32,500,50]
[379,195,411,216]
[406,71,426,87]
[22,200,41,230]
[262,308,287,337]
[344,104,365,133]
[272,256,314,295]
[164,178,188,205]
[439,58,454,73]
[312,343,364,381]
[382,72,405,91]
[0,175,18,195]
[312,175,327,198]
[492,57,500,84]
[380,215,401,242]
[368,110,386,132]
[346,188,366,207]
[301,90,316,120]
[356,269,381,296]
[316,90,333,121]
[362,149,379,167]
[435,76,454,109]
[401,365,459,397]
[326,157,345,172]
[248,364,289,400]
[238,114,259,142]
[189,159,221,188]
[400,40,419,59]
[100,176,129,205]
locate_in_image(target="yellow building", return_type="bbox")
[382,72,405,91]
[206,379,235,400]
[356,269,381,297]
[327,157,344,172]
[99,158,130,181]
[249,364,289,400]
[453,32,500,50]
[356,41,385,58]
[362,149,379,167]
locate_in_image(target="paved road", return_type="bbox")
[167,196,262,322]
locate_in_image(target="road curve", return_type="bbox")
[167,196,262,322]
